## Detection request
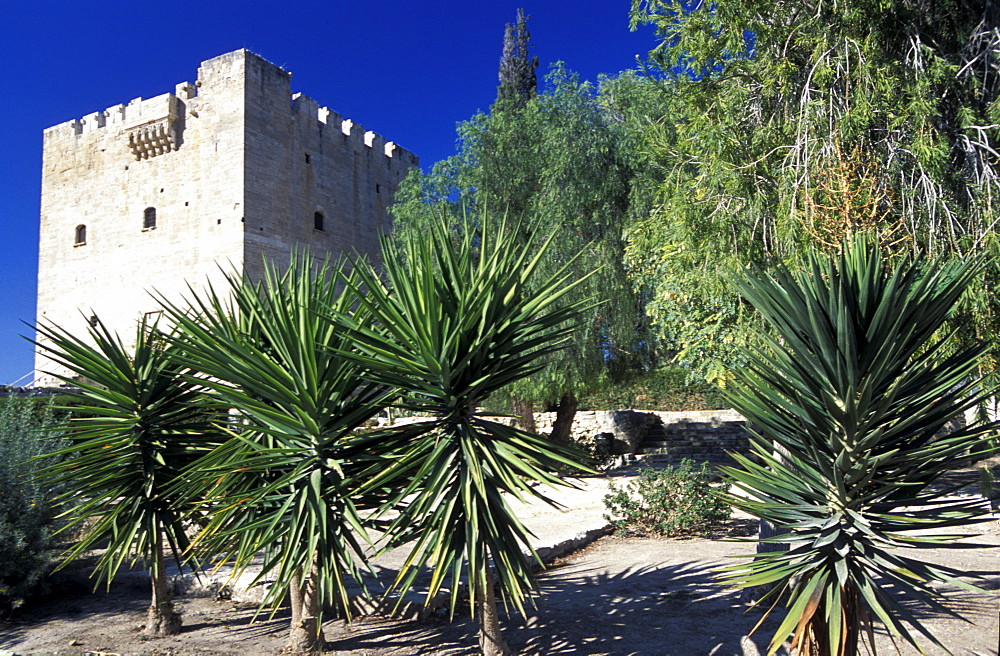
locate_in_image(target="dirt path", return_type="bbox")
[2,516,997,656]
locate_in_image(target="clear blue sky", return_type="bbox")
[0,0,655,385]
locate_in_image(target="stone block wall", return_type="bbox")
[532,409,741,441]
[529,408,750,466]
[637,414,750,468]
[392,409,750,466]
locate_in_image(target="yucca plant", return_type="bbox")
[34,316,221,635]
[340,215,596,656]
[720,235,997,656]
[160,255,396,653]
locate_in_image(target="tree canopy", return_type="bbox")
[626,0,1000,383]
[392,64,652,419]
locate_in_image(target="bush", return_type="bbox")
[0,396,67,611]
[577,367,730,411]
[603,460,730,536]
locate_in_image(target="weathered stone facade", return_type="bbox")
[35,50,418,385]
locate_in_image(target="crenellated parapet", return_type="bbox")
[45,89,195,160]
[44,53,416,169]
[291,92,415,163]
[45,90,191,143]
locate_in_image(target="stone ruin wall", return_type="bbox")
[509,409,750,465]
[532,409,739,441]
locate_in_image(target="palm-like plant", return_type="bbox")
[161,256,395,653]
[721,236,996,656]
[35,317,220,635]
[341,216,595,656]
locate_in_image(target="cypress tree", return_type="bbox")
[496,8,539,109]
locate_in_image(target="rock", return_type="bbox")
[740,635,762,656]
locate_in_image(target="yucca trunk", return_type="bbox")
[838,585,863,656]
[798,585,863,656]
[477,575,512,656]
[743,440,791,604]
[289,571,303,629]
[287,560,325,653]
[145,527,181,635]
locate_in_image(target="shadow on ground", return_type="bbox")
[507,557,783,656]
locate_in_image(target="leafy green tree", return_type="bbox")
[160,256,395,653]
[392,65,649,441]
[721,236,996,656]
[341,217,594,656]
[496,8,538,109]
[34,318,220,635]
[626,0,1000,385]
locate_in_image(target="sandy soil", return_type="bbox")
[1,514,997,656]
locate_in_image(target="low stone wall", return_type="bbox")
[534,410,607,444]
[639,415,750,468]
[391,408,750,466]
[533,409,745,448]
[535,408,750,468]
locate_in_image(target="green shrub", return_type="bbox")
[480,367,730,414]
[0,396,67,611]
[603,460,730,536]
[577,367,729,411]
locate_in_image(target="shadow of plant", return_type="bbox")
[2,534,994,656]
[507,559,786,656]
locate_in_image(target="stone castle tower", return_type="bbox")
[35,49,418,386]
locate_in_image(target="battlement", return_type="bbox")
[45,91,187,139]
[44,49,415,164]
[292,92,409,160]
